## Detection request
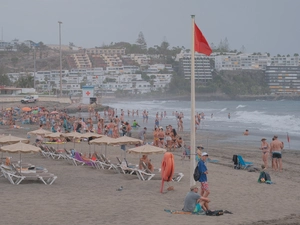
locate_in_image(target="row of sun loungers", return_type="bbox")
[36,144,184,182]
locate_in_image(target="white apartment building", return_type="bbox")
[270,56,299,66]
[214,53,270,71]
[130,54,150,66]
[123,65,139,74]
[86,48,125,55]
[179,52,212,82]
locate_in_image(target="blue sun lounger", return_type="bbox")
[237,155,253,169]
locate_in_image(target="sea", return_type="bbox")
[97,99,300,150]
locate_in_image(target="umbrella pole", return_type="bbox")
[105,145,107,157]
[19,152,22,171]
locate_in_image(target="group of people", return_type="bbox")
[260,135,284,171]
[183,150,211,213]
[152,125,184,151]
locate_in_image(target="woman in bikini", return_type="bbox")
[158,127,165,148]
[260,138,270,169]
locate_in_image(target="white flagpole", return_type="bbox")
[190,15,196,186]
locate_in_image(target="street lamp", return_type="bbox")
[58,21,62,97]
[33,44,36,91]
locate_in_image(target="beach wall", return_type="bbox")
[0,95,71,104]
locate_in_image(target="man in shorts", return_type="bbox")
[197,152,210,197]
[183,185,210,212]
[138,127,147,144]
[270,135,284,171]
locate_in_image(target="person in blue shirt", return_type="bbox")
[197,152,210,197]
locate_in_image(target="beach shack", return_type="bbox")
[81,86,97,104]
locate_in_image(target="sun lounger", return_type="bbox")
[97,154,117,172]
[237,155,253,169]
[3,164,58,185]
[140,162,183,182]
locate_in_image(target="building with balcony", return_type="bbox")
[86,48,125,55]
[179,52,212,82]
[265,66,300,94]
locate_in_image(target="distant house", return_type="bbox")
[0,86,22,95]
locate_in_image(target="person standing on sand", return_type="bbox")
[197,152,210,197]
[228,113,230,119]
[260,138,270,169]
[270,135,284,171]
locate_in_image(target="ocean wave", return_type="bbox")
[234,110,300,135]
[236,105,246,109]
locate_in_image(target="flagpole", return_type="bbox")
[190,15,196,186]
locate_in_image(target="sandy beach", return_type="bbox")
[0,102,300,225]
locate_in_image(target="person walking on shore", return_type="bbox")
[270,135,284,171]
[260,138,270,169]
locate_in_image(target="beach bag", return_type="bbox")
[206,210,224,216]
[193,163,200,181]
[232,155,239,169]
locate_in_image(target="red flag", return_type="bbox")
[287,132,290,143]
[194,23,212,56]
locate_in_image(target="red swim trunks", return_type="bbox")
[201,182,209,191]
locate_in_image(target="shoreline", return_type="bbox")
[102,94,300,102]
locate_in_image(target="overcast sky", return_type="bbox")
[1,0,299,55]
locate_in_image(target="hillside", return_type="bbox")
[211,69,270,96]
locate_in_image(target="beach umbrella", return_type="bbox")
[44,132,64,150]
[31,110,39,114]
[108,136,143,146]
[28,128,52,136]
[50,111,59,114]
[0,142,41,169]
[0,134,30,145]
[22,107,32,112]
[61,132,83,149]
[79,132,103,139]
[90,136,115,156]
[79,133,103,154]
[127,144,166,155]
[44,132,63,138]
[108,136,143,158]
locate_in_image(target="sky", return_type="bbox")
[0,0,299,56]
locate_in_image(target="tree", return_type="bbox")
[210,42,217,51]
[17,43,31,54]
[15,74,34,88]
[136,31,147,52]
[11,57,19,67]
[0,67,12,86]
[294,53,299,56]
[240,45,246,53]
[38,42,47,59]
[147,47,157,55]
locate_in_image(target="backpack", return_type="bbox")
[232,155,240,169]
[258,171,271,183]
[193,164,200,181]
